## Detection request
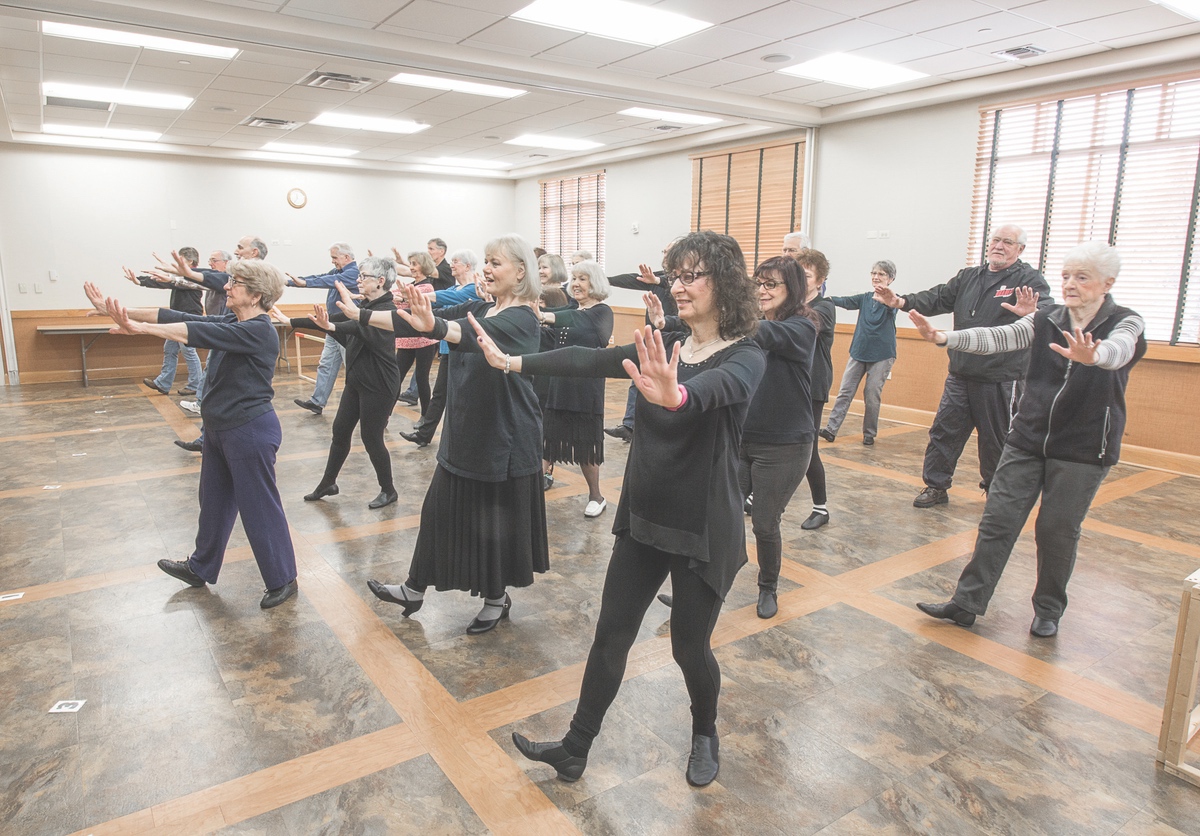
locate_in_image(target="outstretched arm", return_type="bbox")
[623,326,683,409]
[105,296,189,342]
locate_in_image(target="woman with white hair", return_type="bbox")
[274,255,403,510]
[536,260,614,516]
[913,241,1146,638]
[344,234,548,635]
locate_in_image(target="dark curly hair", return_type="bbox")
[664,231,759,340]
[754,256,818,325]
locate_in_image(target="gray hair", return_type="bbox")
[228,259,285,308]
[1063,241,1120,279]
[783,231,810,251]
[407,250,438,279]
[214,250,232,262]
[331,241,355,259]
[991,224,1027,247]
[485,233,541,303]
[538,253,568,286]
[570,249,594,264]
[449,248,478,271]
[428,237,447,252]
[872,260,897,280]
[358,256,397,291]
[571,260,610,301]
[249,238,268,259]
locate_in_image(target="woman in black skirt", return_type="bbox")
[471,230,766,788]
[343,234,548,635]
[536,259,613,516]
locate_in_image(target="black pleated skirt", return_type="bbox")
[542,408,604,466]
[408,465,549,598]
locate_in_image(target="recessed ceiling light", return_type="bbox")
[41,21,238,59]
[761,53,793,64]
[512,0,711,46]
[777,53,928,89]
[429,157,508,169]
[1150,0,1200,19]
[505,134,603,151]
[261,142,358,157]
[388,72,525,98]
[41,82,192,110]
[43,123,162,142]
[24,133,170,152]
[212,106,236,112]
[178,60,191,65]
[310,112,428,134]
[619,107,721,125]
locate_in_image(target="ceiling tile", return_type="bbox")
[41,54,133,79]
[39,37,138,62]
[236,49,326,69]
[969,26,1091,58]
[652,0,786,27]
[793,0,911,16]
[207,76,291,95]
[1013,0,1151,29]
[769,80,864,101]
[281,0,411,27]
[922,11,1044,49]
[667,60,769,87]
[668,25,776,59]
[723,1,850,39]
[0,66,40,84]
[461,18,580,57]
[134,51,234,73]
[1101,22,1200,50]
[854,34,958,64]
[435,0,529,14]
[863,0,996,34]
[220,61,312,83]
[604,48,711,78]
[126,66,218,89]
[538,34,651,67]
[720,42,824,71]
[3,49,40,70]
[1061,5,1197,43]
[0,27,39,51]
[903,48,1004,76]
[716,71,813,96]
[783,18,912,52]
[376,0,502,42]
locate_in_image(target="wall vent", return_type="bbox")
[240,117,302,130]
[993,44,1047,61]
[299,71,377,92]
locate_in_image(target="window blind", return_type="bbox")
[969,76,1200,344]
[539,171,606,267]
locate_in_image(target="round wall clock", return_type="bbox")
[287,187,307,209]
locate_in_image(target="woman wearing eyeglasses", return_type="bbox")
[272,256,402,510]
[470,231,765,788]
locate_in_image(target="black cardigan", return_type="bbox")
[290,292,400,397]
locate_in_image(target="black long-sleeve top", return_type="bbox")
[544,304,614,414]
[386,301,543,481]
[741,315,818,444]
[290,292,400,397]
[521,335,766,598]
[810,297,835,402]
[135,276,203,316]
[159,309,277,431]
[609,269,679,318]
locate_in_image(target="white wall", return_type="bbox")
[0,145,516,310]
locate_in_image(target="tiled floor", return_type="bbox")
[1,375,1198,835]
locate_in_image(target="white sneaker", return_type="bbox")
[179,400,201,415]
[584,498,607,518]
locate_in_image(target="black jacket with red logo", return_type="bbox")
[902,260,1052,382]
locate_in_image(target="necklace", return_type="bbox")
[684,335,722,362]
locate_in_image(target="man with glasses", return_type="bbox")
[782,231,810,258]
[874,224,1052,507]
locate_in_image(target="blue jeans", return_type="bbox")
[310,334,346,407]
[620,383,636,428]
[154,339,204,392]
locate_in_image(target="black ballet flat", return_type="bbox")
[686,733,720,787]
[368,490,397,509]
[916,600,976,627]
[367,579,423,617]
[466,593,511,635]
[512,733,587,782]
[304,484,339,502]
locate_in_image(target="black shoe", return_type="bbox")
[657,593,673,607]
[916,600,976,627]
[399,431,430,448]
[466,593,511,635]
[801,510,829,530]
[1030,616,1059,637]
[604,425,632,442]
[174,438,203,452]
[686,733,720,787]
[304,484,338,502]
[512,733,587,782]
[397,392,419,406]
[863,436,875,446]
[294,398,323,415]
[756,589,778,619]
[743,494,753,515]
[913,487,949,508]
[177,387,197,396]
[368,490,397,509]
[367,579,423,617]
[260,579,297,609]
[818,428,836,442]
[157,558,206,587]
[142,377,169,395]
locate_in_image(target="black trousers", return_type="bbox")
[395,344,437,415]
[319,382,395,493]
[413,355,448,440]
[922,373,1021,491]
[805,400,827,505]
[566,536,724,754]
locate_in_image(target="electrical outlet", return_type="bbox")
[879,230,890,239]
[18,283,27,293]
[34,283,43,293]
[48,270,58,282]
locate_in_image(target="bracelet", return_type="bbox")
[504,354,511,374]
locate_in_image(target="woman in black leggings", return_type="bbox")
[795,249,835,530]
[470,231,766,788]
[274,256,401,509]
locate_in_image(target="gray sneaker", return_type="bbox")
[913,487,949,508]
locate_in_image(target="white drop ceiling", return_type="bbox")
[2,0,1200,178]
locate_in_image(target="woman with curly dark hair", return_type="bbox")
[793,248,836,530]
[470,230,765,788]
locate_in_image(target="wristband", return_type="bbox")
[429,317,449,341]
[358,307,372,326]
[666,384,688,411]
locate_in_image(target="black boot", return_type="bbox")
[512,733,587,782]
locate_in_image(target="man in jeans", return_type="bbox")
[289,243,360,415]
[138,246,204,397]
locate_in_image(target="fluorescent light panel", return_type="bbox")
[410,164,506,177]
[777,53,928,89]
[261,142,358,157]
[23,133,171,152]
[43,123,162,142]
[42,21,238,59]
[311,112,427,134]
[512,0,711,46]
[430,157,509,169]
[42,82,192,110]
[249,151,356,167]
[619,107,721,125]
[1152,0,1200,21]
[505,134,603,151]
[388,72,525,99]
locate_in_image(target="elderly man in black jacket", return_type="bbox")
[875,224,1052,507]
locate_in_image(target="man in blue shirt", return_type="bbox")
[288,242,361,415]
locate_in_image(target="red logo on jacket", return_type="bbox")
[994,285,1014,297]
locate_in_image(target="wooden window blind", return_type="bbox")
[690,137,805,271]
[540,171,606,267]
[969,76,1200,344]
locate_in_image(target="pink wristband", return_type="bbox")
[666,384,688,411]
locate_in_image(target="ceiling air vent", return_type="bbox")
[651,124,684,132]
[993,44,1047,61]
[299,71,377,92]
[241,117,302,130]
[45,96,112,111]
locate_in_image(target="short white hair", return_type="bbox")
[990,225,1027,247]
[783,231,810,249]
[1063,241,1120,279]
[331,241,355,258]
[570,260,610,301]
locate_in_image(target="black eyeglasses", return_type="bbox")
[227,279,249,288]
[667,270,711,286]
[754,279,783,290]
[359,273,381,280]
